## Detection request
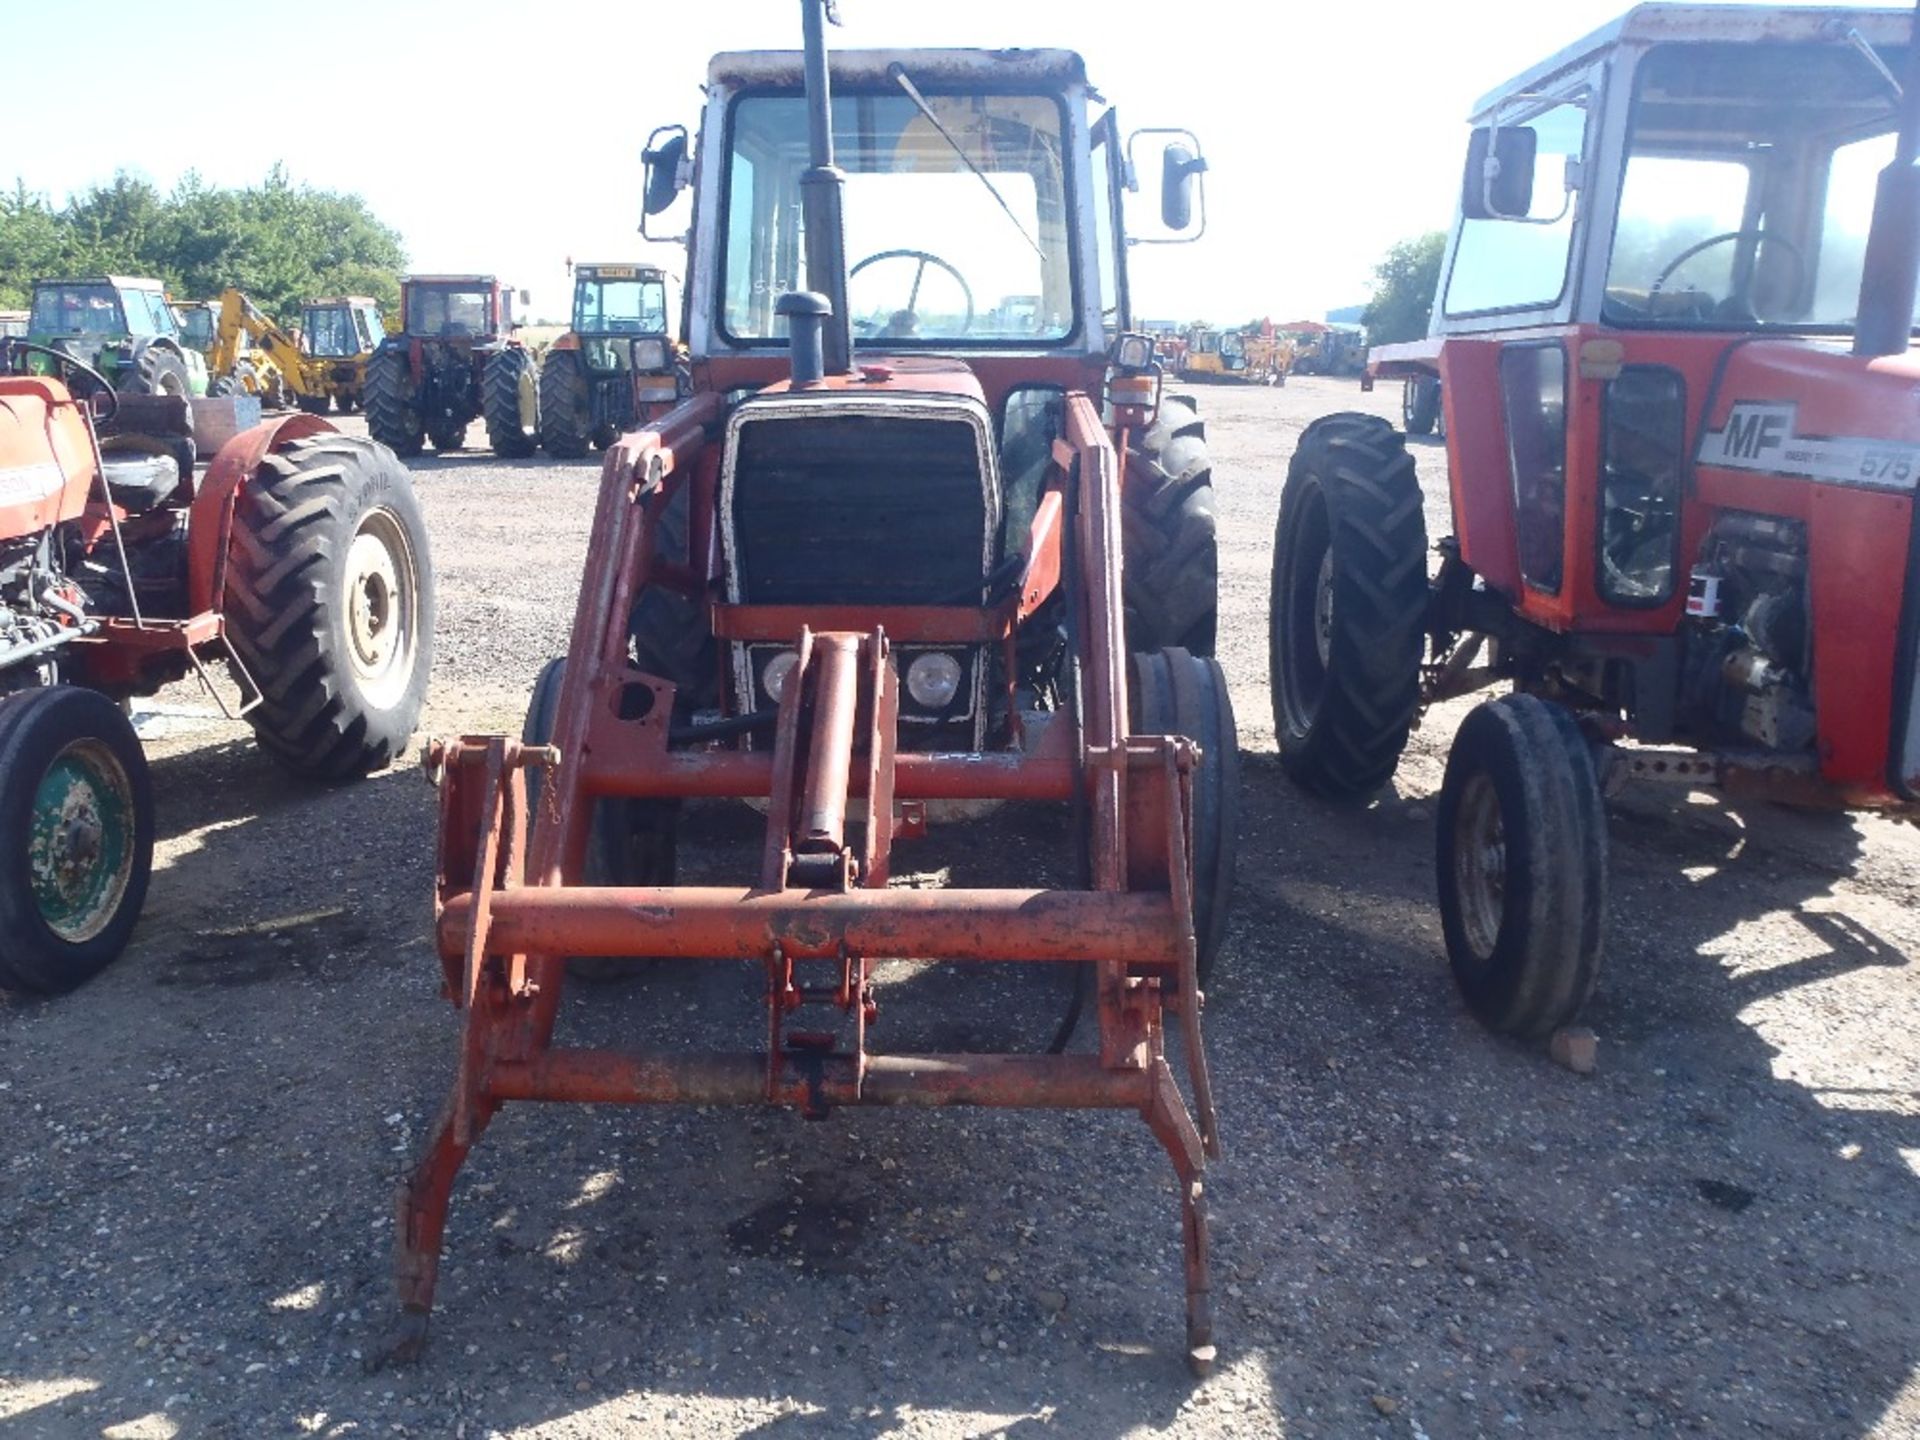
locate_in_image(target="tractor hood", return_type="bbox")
[1695,341,1920,489]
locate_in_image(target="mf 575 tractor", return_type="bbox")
[0,343,433,995]
[387,1,1234,1375]
[1271,2,1920,1040]
[537,262,680,458]
[28,277,209,398]
[364,275,537,457]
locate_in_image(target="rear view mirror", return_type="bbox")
[643,127,690,217]
[1463,125,1537,220]
[1161,143,1207,232]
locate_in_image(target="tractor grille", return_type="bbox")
[724,406,995,607]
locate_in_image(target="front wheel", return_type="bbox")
[1130,649,1239,987]
[224,433,435,779]
[0,686,155,995]
[1122,397,1218,655]
[537,349,593,459]
[1403,375,1442,437]
[1436,694,1607,1038]
[119,344,191,398]
[1269,414,1427,798]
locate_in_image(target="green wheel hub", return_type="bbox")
[29,739,136,943]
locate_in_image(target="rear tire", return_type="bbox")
[483,348,539,458]
[364,345,423,457]
[224,433,435,779]
[630,482,718,714]
[1122,397,1218,655]
[1130,649,1238,987]
[1437,694,1607,1037]
[538,349,593,459]
[0,686,154,995]
[1268,412,1427,798]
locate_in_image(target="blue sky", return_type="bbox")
[6,0,1908,324]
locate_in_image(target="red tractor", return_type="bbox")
[385,2,1235,1375]
[1270,3,1919,1039]
[0,344,433,994]
[363,275,538,458]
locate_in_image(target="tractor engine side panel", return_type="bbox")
[0,379,97,536]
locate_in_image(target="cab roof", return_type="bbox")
[1471,3,1911,119]
[403,274,498,286]
[37,275,167,290]
[306,295,380,306]
[708,47,1087,91]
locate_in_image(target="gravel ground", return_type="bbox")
[5,377,1920,1438]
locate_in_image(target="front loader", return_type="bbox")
[387,1,1235,1375]
[1270,2,1920,1039]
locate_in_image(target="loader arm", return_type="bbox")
[216,289,319,397]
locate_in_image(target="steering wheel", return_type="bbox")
[848,248,975,337]
[1647,230,1807,322]
[1,338,120,423]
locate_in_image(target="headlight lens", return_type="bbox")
[762,650,799,701]
[631,337,670,372]
[905,652,963,710]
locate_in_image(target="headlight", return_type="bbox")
[905,652,963,710]
[762,650,799,701]
[631,337,670,372]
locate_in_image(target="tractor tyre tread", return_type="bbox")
[1269,412,1427,798]
[224,433,435,780]
[363,345,423,457]
[1122,397,1219,656]
[538,349,593,459]
[483,347,538,458]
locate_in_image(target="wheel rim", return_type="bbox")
[343,507,420,709]
[1452,771,1506,964]
[1279,487,1331,732]
[517,363,538,434]
[30,739,137,944]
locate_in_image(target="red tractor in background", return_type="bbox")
[0,343,433,995]
[363,275,538,458]
[385,1,1235,1375]
[1270,3,1920,1040]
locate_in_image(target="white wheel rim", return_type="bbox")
[1453,772,1506,963]
[344,507,419,709]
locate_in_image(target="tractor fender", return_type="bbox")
[185,411,336,616]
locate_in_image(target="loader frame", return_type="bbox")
[393,383,1222,1373]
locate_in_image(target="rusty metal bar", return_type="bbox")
[713,602,1008,643]
[582,746,1075,801]
[438,885,1181,963]
[796,634,861,857]
[486,1049,1151,1110]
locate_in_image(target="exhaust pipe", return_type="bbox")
[797,0,852,375]
[1854,3,1920,359]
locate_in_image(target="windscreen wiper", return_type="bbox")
[887,62,1045,260]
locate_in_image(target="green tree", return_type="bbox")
[0,166,405,321]
[1362,231,1447,347]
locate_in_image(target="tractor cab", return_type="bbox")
[27,276,208,397]
[172,300,217,353]
[1277,4,1920,1042]
[401,276,511,343]
[301,297,384,359]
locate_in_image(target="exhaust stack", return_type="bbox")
[797,0,852,375]
[1854,4,1920,359]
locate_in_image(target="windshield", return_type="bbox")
[304,305,362,356]
[175,305,215,349]
[1604,40,1915,333]
[724,89,1073,345]
[32,283,127,336]
[575,274,667,334]
[406,285,492,338]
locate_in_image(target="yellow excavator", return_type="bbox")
[190,290,384,413]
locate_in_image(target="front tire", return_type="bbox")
[364,345,424,457]
[483,348,539,458]
[1437,695,1607,1038]
[1268,413,1427,798]
[0,687,154,995]
[538,349,593,459]
[1403,375,1441,437]
[1130,649,1238,987]
[224,433,435,779]
[120,345,191,398]
[1122,396,1218,655]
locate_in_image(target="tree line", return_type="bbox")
[0,167,405,324]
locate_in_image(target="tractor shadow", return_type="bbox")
[1223,745,1920,1434]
